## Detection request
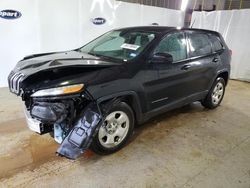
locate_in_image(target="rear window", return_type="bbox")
[188,33,212,57]
[209,34,223,52]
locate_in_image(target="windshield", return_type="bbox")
[79,30,155,61]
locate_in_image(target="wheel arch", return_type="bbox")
[217,71,229,85]
[96,91,143,125]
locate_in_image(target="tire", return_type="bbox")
[201,77,226,109]
[90,102,134,155]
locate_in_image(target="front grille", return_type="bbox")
[8,72,25,95]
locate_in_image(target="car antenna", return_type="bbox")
[190,18,196,28]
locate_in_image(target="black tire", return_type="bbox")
[90,102,135,155]
[201,77,226,109]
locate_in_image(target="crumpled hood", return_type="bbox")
[8,50,122,94]
[14,51,118,75]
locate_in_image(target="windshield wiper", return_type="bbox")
[87,52,105,58]
[88,52,112,59]
[87,52,121,62]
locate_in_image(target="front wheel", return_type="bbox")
[90,102,134,155]
[201,77,226,109]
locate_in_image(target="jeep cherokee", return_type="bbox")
[8,26,231,159]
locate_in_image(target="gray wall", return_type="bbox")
[225,0,250,9]
[117,0,250,10]
[116,0,226,10]
[116,0,182,9]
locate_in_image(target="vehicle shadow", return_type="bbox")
[128,102,208,145]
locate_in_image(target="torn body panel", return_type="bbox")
[57,103,102,159]
[23,91,108,159]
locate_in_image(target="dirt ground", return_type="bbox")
[0,80,250,188]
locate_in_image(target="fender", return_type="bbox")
[208,69,229,91]
[56,98,123,159]
[96,91,144,124]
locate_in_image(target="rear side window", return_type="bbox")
[188,33,212,57]
[209,34,223,52]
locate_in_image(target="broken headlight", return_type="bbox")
[31,84,84,97]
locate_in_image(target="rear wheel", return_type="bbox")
[90,102,134,155]
[201,77,225,109]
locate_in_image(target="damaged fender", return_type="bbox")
[57,98,120,159]
[57,102,102,159]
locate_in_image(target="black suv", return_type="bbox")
[8,26,231,159]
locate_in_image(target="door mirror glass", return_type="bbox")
[151,52,173,64]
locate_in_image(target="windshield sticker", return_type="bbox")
[121,43,140,51]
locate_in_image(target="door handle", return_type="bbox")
[181,64,191,70]
[213,57,219,63]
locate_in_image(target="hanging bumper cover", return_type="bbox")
[56,102,102,159]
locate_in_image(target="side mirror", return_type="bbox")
[150,52,173,64]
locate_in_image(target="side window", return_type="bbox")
[188,33,212,57]
[209,34,223,52]
[154,32,187,62]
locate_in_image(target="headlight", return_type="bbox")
[31,84,84,97]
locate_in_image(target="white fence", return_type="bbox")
[192,9,250,82]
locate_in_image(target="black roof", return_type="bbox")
[115,26,175,33]
[115,26,220,35]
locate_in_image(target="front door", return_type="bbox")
[149,32,196,109]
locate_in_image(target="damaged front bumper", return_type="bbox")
[23,93,105,159]
[57,103,102,159]
[31,102,67,123]
[24,107,43,134]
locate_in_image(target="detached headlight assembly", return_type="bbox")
[31,84,84,97]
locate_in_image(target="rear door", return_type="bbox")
[186,31,220,94]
